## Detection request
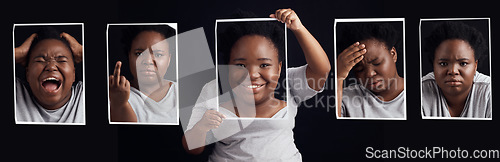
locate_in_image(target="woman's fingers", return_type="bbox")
[111,61,122,86]
[15,33,38,66]
[60,32,83,63]
[282,10,295,24]
[340,42,366,62]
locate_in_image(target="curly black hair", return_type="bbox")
[337,22,402,55]
[424,21,487,65]
[121,25,176,58]
[217,10,285,65]
[27,26,75,66]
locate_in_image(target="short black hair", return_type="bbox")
[424,21,487,64]
[337,22,401,55]
[27,26,75,66]
[217,10,285,65]
[121,25,176,58]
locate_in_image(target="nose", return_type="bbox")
[140,51,156,66]
[247,66,261,80]
[447,63,460,75]
[364,66,376,78]
[44,60,58,71]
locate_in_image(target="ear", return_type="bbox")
[390,47,397,63]
[474,59,478,71]
[278,61,282,75]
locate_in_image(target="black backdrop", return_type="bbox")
[3,0,499,161]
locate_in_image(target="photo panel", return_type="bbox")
[420,18,492,120]
[107,23,179,125]
[215,18,288,120]
[334,18,406,120]
[13,23,85,125]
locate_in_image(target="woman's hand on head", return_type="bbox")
[194,110,226,133]
[109,61,131,106]
[15,33,37,66]
[60,32,83,64]
[270,8,304,31]
[337,42,367,80]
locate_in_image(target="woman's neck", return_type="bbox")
[443,86,472,117]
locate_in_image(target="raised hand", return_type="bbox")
[193,110,226,133]
[60,32,83,63]
[270,8,304,31]
[109,61,130,106]
[15,33,37,66]
[337,42,366,80]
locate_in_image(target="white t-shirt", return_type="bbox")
[186,65,323,162]
[421,72,491,118]
[15,78,84,123]
[128,81,178,124]
[340,83,405,118]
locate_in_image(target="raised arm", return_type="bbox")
[109,61,137,122]
[270,8,330,91]
[336,42,366,117]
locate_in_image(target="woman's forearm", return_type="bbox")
[182,125,208,155]
[292,27,331,90]
[110,102,137,122]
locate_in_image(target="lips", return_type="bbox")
[367,79,383,89]
[40,76,62,93]
[444,78,462,86]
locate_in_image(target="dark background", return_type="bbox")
[2,0,499,162]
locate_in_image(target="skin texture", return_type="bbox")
[129,31,171,95]
[109,30,172,122]
[353,39,403,99]
[336,38,404,117]
[433,39,477,117]
[225,35,284,118]
[25,39,75,110]
[183,8,331,155]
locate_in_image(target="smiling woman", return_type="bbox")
[14,25,84,124]
[183,8,330,161]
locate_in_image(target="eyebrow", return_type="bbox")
[232,58,272,61]
[135,49,166,53]
[438,58,471,61]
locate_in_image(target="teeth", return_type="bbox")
[43,77,59,82]
[246,84,263,89]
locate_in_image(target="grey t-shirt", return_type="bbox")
[128,81,178,124]
[15,78,84,123]
[421,72,491,118]
[186,65,323,162]
[340,83,405,118]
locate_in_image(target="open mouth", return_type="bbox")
[41,77,62,92]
